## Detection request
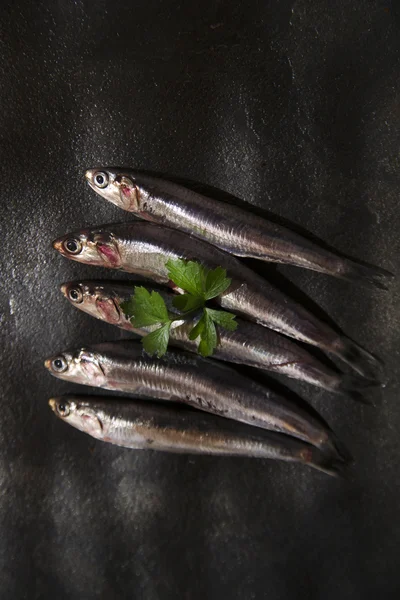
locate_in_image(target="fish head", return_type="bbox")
[44,348,107,386]
[52,228,122,268]
[61,280,123,325]
[85,167,140,212]
[49,396,104,439]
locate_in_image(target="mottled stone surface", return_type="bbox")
[1,1,399,598]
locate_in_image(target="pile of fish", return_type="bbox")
[45,168,392,476]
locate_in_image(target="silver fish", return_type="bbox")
[52,221,381,379]
[60,279,372,398]
[44,340,351,462]
[49,395,346,476]
[85,167,392,289]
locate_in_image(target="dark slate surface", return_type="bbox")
[1,1,399,598]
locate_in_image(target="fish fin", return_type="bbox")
[341,260,394,290]
[335,338,384,381]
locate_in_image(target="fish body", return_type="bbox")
[44,340,350,462]
[49,395,346,476]
[61,279,370,397]
[53,222,380,379]
[85,167,392,288]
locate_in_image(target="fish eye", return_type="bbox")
[51,356,68,373]
[68,287,83,303]
[63,238,82,255]
[57,402,70,417]
[94,171,109,188]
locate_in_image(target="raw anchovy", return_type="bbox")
[61,279,372,398]
[85,167,392,289]
[49,395,346,476]
[52,221,381,379]
[44,340,351,462]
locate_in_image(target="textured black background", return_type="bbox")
[1,1,400,598]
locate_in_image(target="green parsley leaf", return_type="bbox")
[120,261,238,359]
[188,314,207,341]
[204,266,231,300]
[172,293,204,313]
[120,297,135,318]
[128,287,170,327]
[197,311,217,357]
[188,311,218,356]
[166,259,205,297]
[142,323,171,357]
[205,308,238,331]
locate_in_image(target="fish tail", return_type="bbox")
[300,434,352,476]
[326,433,353,464]
[333,337,384,381]
[306,447,351,477]
[340,260,394,290]
[291,363,378,398]
[336,373,382,404]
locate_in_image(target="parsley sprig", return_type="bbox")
[120,259,237,358]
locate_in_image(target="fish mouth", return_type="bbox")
[85,169,95,183]
[85,169,97,192]
[48,398,57,411]
[60,282,68,296]
[52,237,64,253]
[44,358,53,371]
